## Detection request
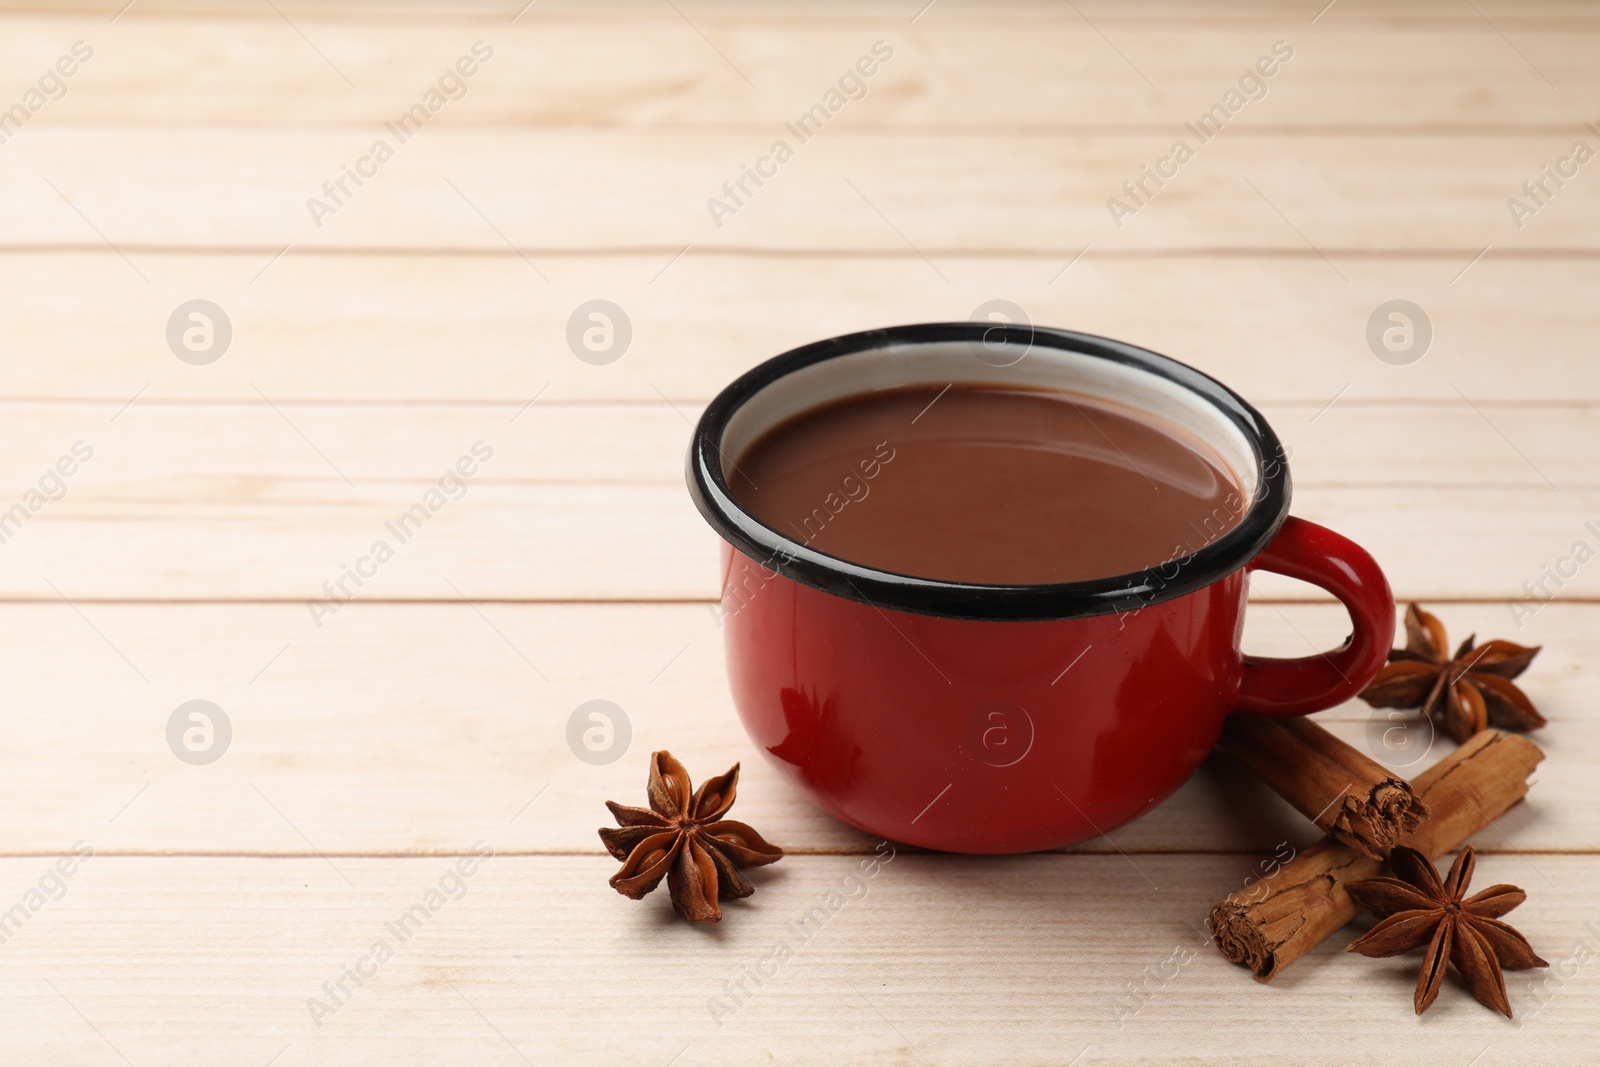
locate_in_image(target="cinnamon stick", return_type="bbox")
[1218,715,1427,858]
[1209,728,1543,979]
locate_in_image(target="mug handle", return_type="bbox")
[1236,516,1395,717]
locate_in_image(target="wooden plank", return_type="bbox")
[1,397,1594,494]
[0,13,1594,128]
[4,130,1596,251]
[3,0,1595,17]
[0,600,1581,856]
[0,468,1595,600]
[0,853,1593,1065]
[0,392,1586,600]
[0,251,1591,403]
[0,5,1588,1063]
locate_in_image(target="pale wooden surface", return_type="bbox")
[1,3,1595,1064]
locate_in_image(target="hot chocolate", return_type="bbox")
[730,384,1246,585]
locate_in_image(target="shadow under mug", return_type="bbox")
[687,323,1395,854]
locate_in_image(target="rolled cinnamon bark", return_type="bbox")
[1218,715,1427,858]
[1209,728,1543,979]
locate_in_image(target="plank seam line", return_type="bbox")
[6,397,1600,411]
[3,8,1596,28]
[8,245,1600,260]
[0,847,1589,859]
[10,122,1597,137]
[0,596,1570,605]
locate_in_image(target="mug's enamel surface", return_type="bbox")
[690,324,1394,854]
[719,545,1248,853]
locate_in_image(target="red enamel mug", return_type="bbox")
[687,324,1394,853]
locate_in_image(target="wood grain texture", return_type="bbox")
[0,2,1593,1062]
[0,398,1592,601]
[1,480,1594,601]
[0,251,1588,403]
[0,396,1590,492]
[3,129,1594,252]
[0,13,1592,128]
[0,600,1582,856]
[0,853,1593,1066]
[3,0,1595,16]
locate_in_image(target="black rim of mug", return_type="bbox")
[686,322,1292,621]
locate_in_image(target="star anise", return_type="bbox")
[1347,845,1546,1016]
[1359,603,1544,743]
[599,750,783,924]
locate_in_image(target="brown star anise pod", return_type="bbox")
[599,750,783,924]
[1347,845,1546,1016]
[1359,603,1544,743]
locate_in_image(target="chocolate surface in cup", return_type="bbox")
[730,383,1245,585]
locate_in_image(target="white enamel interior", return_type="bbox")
[719,340,1260,500]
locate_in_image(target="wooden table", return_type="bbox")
[0,1,1594,1062]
